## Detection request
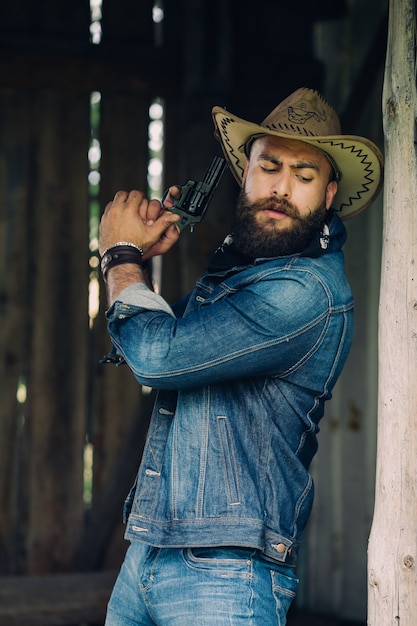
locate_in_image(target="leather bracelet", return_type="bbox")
[101,241,144,258]
[100,244,144,281]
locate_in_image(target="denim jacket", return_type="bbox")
[105,213,354,567]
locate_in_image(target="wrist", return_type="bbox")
[100,242,144,281]
[105,264,145,304]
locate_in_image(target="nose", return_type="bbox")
[271,170,291,198]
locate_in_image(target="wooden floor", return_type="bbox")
[0,571,117,626]
[288,609,364,626]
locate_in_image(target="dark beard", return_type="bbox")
[230,189,328,258]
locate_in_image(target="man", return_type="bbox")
[99,88,383,625]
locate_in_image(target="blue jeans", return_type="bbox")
[105,542,298,625]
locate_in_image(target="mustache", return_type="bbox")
[251,197,303,221]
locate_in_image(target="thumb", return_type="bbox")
[161,210,180,229]
[143,210,180,249]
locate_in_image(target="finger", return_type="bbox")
[149,211,179,240]
[169,185,181,199]
[162,185,181,209]
[124,189,146,208]
[158,211,180,230]
[163,223,182,241]
[102,190,129,215]
[113,189,129,203]
[123,190,150,224]
[145,198,164,225]
[103,200,113,214]
[142,223,181,260]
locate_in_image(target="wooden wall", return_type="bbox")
[0,0,167,578]
[0,0,325,577]
[0,0,387,623]
[304,2,387,621]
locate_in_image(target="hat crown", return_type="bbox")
[261,88,341,138]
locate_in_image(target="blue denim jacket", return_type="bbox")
[105,214,353,567]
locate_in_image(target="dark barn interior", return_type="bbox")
[0,0,388,623]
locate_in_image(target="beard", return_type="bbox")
[230,189,328,258]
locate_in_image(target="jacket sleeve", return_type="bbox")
[106,274,339,390]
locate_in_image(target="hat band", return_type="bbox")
[313,146,342,183]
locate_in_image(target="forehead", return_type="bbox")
[250,135,331,169]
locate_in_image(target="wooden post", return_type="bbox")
[367,0,417,623]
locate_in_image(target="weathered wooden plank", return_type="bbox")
[340,8,388,132]
[367,0,417,623]
[0,570,117,625]
[86,94,155,569]
[25,90,91,574]
[93,93,151,496]
[0,90,33,574]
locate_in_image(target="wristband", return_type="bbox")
[101,241,144,257]
[100,244,144,281]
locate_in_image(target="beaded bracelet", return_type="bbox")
[100,243,144,281]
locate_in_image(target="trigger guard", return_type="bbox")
[161,185,181,208]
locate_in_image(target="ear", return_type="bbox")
[325,180,338,210]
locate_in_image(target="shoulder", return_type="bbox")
[248,253,352,313]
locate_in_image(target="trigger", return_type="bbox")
[161,188,169,206]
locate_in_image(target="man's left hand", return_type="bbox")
[99,189,180,260]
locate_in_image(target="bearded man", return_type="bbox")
[98,88,383,626]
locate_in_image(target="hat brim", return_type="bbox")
[212,106,384,220]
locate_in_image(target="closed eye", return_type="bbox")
[260,165,278,174]
[292,162,319,181]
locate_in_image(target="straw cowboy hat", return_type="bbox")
[212,87,383,219]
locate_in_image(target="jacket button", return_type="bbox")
[275,543,286,554]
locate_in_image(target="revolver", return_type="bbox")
[163,156,228,232]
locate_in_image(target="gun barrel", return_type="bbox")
[167,155,228,231]
[203,156,228,186]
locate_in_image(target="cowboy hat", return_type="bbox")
[212,87,383,219]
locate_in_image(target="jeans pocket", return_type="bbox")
[270,568,298,625]
[182,547,254,577]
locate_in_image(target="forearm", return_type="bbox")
[107,277,330,391]
[105,263,152,305]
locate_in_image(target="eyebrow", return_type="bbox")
[257,153,321,172]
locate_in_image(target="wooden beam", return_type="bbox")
[367,0,417,623]
[0,46,179,96]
